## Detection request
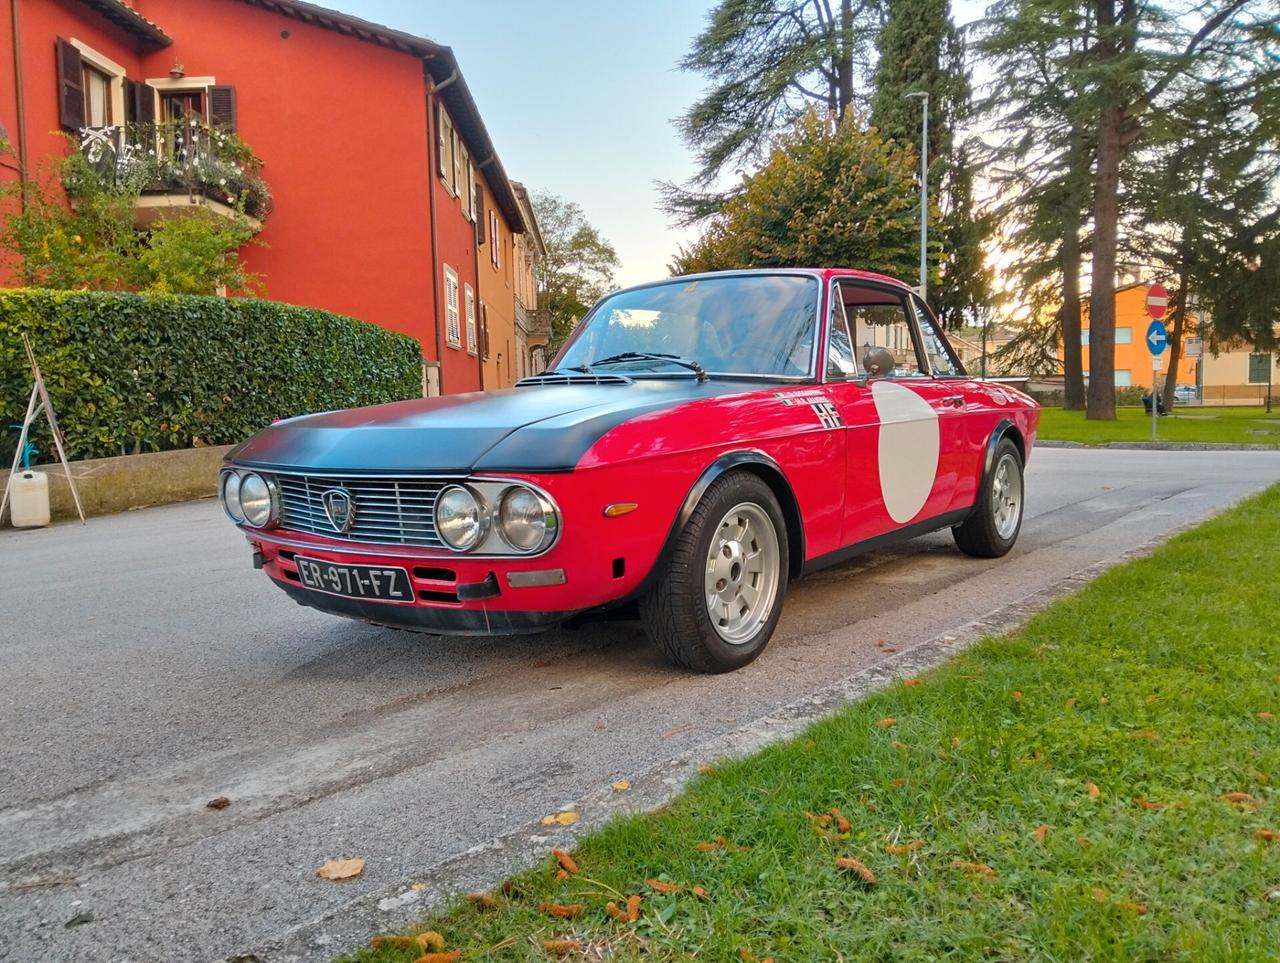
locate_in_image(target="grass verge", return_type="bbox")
[1037,405,1280,446]
[343,486,1280,962]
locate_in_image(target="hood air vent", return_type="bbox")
[515,372,634,387]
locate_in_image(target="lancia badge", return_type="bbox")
[321,487,356,533]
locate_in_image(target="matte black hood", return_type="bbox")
[228,380,749,474]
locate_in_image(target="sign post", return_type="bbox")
[1145,283,1169,440]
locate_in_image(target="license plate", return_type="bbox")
[294,557,413,604]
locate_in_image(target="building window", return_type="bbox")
[1080,331,1089,345]
[438,107,455,194]
[465,285,477,354]
[444,265,460,347]
[481,302,490,359]
[1249,353,1272,385]
[466,159,476,221]
[1115,370,1132,387]
[159,89,205,123]
[453,135,464,199]
[1116,327,1132,345]
[490,210,500,269]
[82,64,113,126]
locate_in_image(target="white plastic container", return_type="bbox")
[8,470,51,528]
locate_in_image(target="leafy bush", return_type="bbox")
[1,289,422,461]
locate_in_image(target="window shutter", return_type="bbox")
[56,38,85,132]
[208,85,237,131]
[436,104,446,177]
[474,185,486,245]
[123,79,156,124]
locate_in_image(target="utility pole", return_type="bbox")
[905,91,928,301]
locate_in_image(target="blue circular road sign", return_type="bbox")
[1146,320,1168,356]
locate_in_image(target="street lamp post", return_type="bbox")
[905,91,929,301]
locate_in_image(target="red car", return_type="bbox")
[220,270,1038,672]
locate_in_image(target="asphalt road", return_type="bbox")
[3,448,1279,963]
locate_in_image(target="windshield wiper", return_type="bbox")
[588,351,709,382]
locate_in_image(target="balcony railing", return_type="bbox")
[70,120,271,225]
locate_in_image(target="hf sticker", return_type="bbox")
[775,391,844,429]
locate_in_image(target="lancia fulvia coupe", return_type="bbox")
[220,269,1039,672]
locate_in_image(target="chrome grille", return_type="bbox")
[515,372,633,387]
[271,472,454,548]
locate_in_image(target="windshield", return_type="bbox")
[556,274,820,378]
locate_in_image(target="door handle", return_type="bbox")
[943,394,964,408]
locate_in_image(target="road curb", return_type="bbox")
[1036,439,1280,451]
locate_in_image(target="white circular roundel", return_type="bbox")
[871,381,940,523]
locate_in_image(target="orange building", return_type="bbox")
[1,0,533,396]
[1072,283,1198,390]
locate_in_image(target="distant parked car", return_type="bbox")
[218,269,1040,672]
[1174,384,1198,404]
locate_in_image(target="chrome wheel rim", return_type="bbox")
[992,453,1022,540]
[704,502,780,645]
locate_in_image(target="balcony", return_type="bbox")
[69,120,271,229]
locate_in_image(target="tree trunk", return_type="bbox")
[836,0,855,117]
[1060,226,1086,410]
[1160,263,1189,413]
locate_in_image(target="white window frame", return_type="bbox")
[444,265,461,348]
[144,76,218,121]
[70,40,126,128]
[490,210,500,269]
[453,133,464,199]
[465,284,477,355]
[438,108,455,196]
[466,158,476,222]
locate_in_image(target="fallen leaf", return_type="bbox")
[1093,887,1109,902]
[1132,729,1158,740]
[647,878,682,894]
[611,780,631,792]
[835,857,876,884]
[541,815,556,825]
[1012,691,1023,703]
[415,954,461,963]
[626,893,642,921]
[542,939,582,956]
[554,812,579,826]
[1033,824,1050,843]
[605,900,629,922]
[553,849,579,875]
[370,936,415,949]
[1078,836,1091,847]
[464,892,495,909]
[1099,696,1110,705]
[699,766,715,776]
[554,869,568,881]
[1259,712,1275,721]
[540,901,583,918]
[738,949,753,962]
[1134,797,1166,810]
[206,797,231,810]
[886,839,924,855]
[411,882,427,892]
[891,740,908,750]
[803,739,817,750]
[835,816,852,833]
[691,885,710,899]
[415,931,446,951]
[315,858,365,881]
[875,718,897,728]
[1065,697,1078,710]
[951,860,997,879]
[1087,782,1101,799]
[903,678,922,688]
[1119,901,1147,916]
[892,778,915,787]
[1221,792,1259,807]
[1255,829,1277,842]
[951,737,961,748]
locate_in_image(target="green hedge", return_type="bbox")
[1,289,422,462]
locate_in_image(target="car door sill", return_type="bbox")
[799,507,975,578]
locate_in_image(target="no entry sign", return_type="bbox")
[1146,282,1168,320]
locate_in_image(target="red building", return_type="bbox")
[0,0,529,395]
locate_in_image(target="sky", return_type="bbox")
[340,0,991,288]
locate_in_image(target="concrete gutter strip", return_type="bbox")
[1,444,233,525]
[1036,440,1280,452]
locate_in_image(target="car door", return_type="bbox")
[826,281,963,546]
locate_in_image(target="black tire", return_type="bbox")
[953,436,1024,559]
[640,471,789,673]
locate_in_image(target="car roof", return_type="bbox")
[610,267,915,297]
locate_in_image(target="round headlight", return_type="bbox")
[220,470,245,523]
[497,486,557,553]
[238,472,275,528]
[436,485,487,551]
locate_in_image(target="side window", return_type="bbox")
[912,297,964,377]
[826,288,857,379]
[843,289,926,379]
